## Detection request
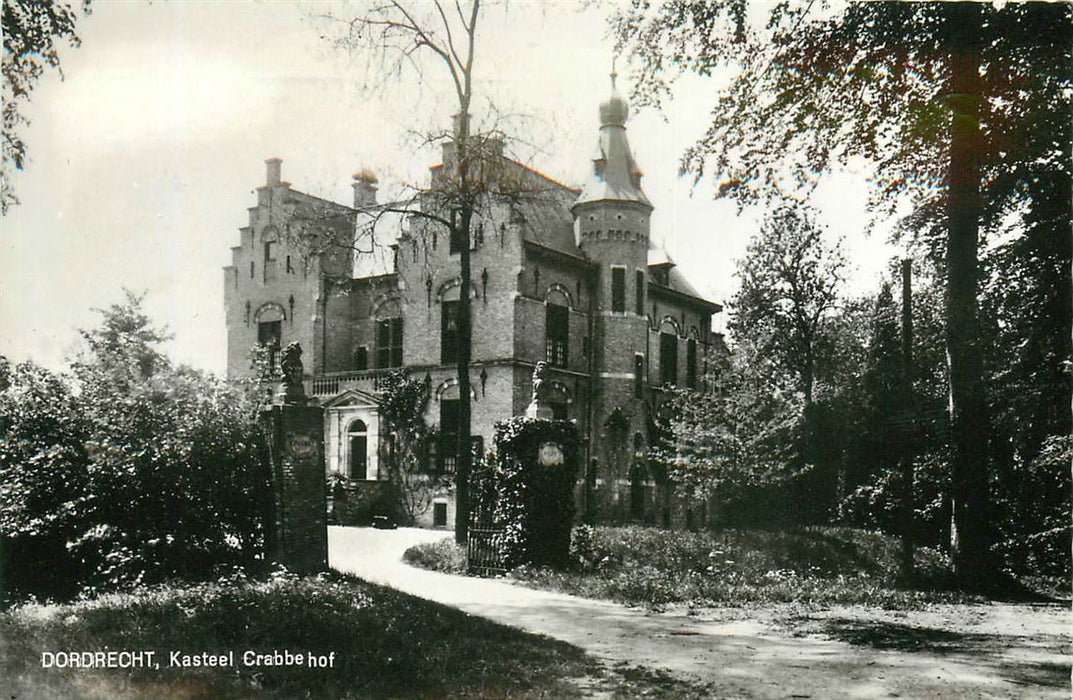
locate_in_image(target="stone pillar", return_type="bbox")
[261,341,327,574]
[262,404,328,574]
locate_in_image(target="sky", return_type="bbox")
[1,0,895,376]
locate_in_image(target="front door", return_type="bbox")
[349,435,367,480]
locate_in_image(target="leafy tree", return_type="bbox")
[731,206,846,407]
[2,0,90,213]
[845,284,901,500]
[732,206,846,513]
[658,343,804,512]
[615,0,1071,583]
[658,206,846,523]
[70,293,267,588]
[0,357,89,599]
[0,293,269,599]
[74,289,171,387]
[376,370,451,524]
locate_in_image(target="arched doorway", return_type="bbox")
[347,419,368,480]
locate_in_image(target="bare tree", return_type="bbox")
[308,0,550,543]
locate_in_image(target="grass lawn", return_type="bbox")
[405,525,1002,609]
[0,570,707,699]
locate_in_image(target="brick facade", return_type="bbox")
[225,80,722,530]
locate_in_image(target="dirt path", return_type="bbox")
[328,526,1070,699]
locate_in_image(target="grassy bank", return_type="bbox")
[406,526,983,609]
[0,570,705,698]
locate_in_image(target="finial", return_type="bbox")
[600,57,629,127]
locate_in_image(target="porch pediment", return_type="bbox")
[321,388,380,409]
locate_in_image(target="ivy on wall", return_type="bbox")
[487,417,580,568]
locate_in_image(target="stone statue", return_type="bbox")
[525,361,553,419]
[531,361,548,402]
[279,341,307,405]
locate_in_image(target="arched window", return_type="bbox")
[659,319,680,387]
[347,420,368,480]
[255,304,285,371]
[545,301,568,368]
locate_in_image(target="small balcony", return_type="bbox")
[309,369,392,397]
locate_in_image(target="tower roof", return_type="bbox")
[599,70,630,126]
[573,71,651,210]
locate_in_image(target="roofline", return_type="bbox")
[512,160,580,194]
[429,157,580,195]
[571,197,653,214]
[258,185,356,213]
[648,282,722,313]
[523,239,596,270]
[348,271,400,285]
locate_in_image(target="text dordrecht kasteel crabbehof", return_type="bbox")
[41,649,336,670]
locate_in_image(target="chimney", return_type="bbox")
[352,168,378,208]
[266,158,282,186]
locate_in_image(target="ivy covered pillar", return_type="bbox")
[491,417,580,569]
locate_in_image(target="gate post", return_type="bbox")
[261,343,327,574]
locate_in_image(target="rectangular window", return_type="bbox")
[438,399,460,473]
[258,320,282,370]
[635,270,644,315]
[545,304,569,367]
[433,502,448,527]
[264,240,277,262]
[634,354,645,398]
[611,267,625,312]
[660,333,678,386]
[686,338,698,389]
[441,301,459,364]
[376,318,403,368]
[353,346,368,371]
[257,320,282,346]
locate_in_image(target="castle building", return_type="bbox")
[224,77,722,529]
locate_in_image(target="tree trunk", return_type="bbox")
[455,204,473,544]
[944,3,991,585]
[454,112,473,545]
[899,259,915,579]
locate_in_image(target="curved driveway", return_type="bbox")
[329,526,1068,699]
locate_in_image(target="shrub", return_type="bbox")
[402,538,466,574]
[0,293,270,602]
[515,525,972,609]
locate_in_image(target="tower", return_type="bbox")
[573,72,653,518]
